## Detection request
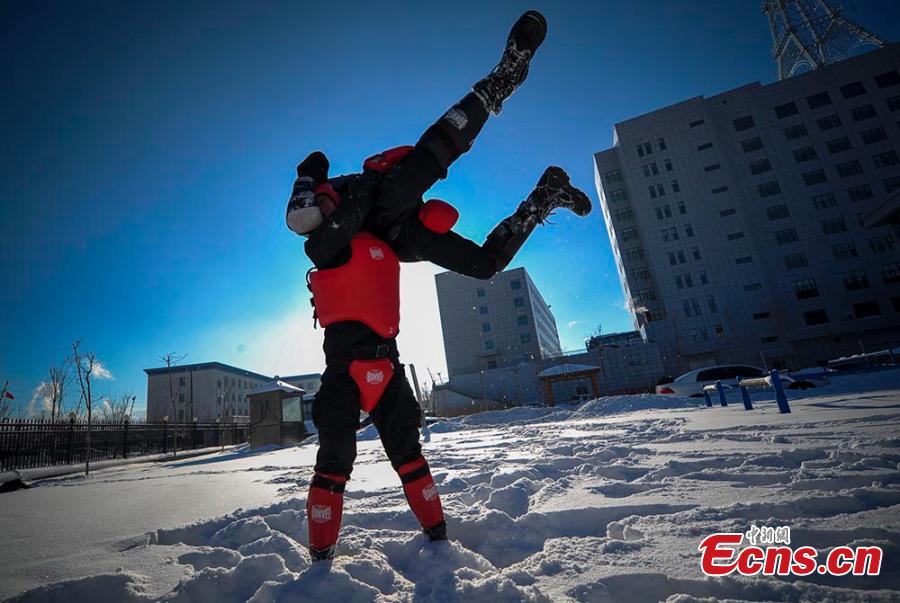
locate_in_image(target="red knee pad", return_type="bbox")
[418,199,459,234]
[307,472,347,552]
[397,456,444,529]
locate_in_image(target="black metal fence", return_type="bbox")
[0,418,250,473]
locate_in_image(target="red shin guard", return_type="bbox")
[307,472,347,552]
[398,456,444,529]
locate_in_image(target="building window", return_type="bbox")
[682,298,702,318]
[677,201,687,215]
[632,267,651,281]
[758,181,782,197]
[853,301,881,318]
[479,305,488,315]
[661,227,679,242]
[476,288,485,298]
[821,218,848,234]
[750,159,772,175]
[826,137,852,154]
[668,250,686,265]
[733,115,755,131]
[697,142,713,151]
[689,119,705,127]
[626,247,645,261]
[775,228,799,244]
[869,235,895,253]
[658,137,667,150]
[671,179,680,192]
[217,379,222,389]
[684,273,694,288]
[851,104,877,122]
[847,184,874,202]
[804,309,830,326]
[657,183,666,197]
[784,124,808,140]
[654,205,672,220]
[513,296,524,308]
[707,296,718,313]
[510,279,522,290]
[613,207,633,221]
[885,176,900,193]
[636,144,644,157]
[745,283,763,292]
[843,270,870,290]
[719,208,736,217]
[812,192,838,209]
[716,325,726,340]
[784,253,809,269]
[861,126,887,144]
[699,271,709,285]
[487,360,498,369]
[832,242,858,260]
[665,159,673,172]
[727,232,744,241]
[484,340,495,350]
[644,142,653,155]
[692,247,702,260]
[735,256,753,265]
[605,169,623,183]
[482,322,492,333]
[816,114,842,130]
[633,288,657,303]
[793,279,819,299]
[774,102,799,118]
[802,169,827,186]
[875,70,900,89]
[753,311,771,320]
[179,377,186,386]
[648,186,657,199]
[675,275,684,290]
[766,204,790,220]
[609,189,629,202]
[704,164,720,172]
[888,95,900,111]
[741,137,764,152]
[712,186,729,194]
[793,146,817,162]
[688,327,709,342]
[520,333,531,344]
[874,150,899,168]
[840,81,866,98]
[516,315,528,326]
[806,91,832,109]
[882,263,900,284]
[178,393,185,403]
[685,223,694,237]
[836,159,863,178]
[621,228,639,242]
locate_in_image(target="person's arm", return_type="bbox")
[304,174,378,268]
[391,221,501,279]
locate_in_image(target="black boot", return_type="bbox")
[424,521,448,541]
[484,167,591,269]
[473,10,547,115]
[309,545,335,562]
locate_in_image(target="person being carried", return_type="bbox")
[285,10,591,562]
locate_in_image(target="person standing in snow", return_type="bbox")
[286,10,591,561]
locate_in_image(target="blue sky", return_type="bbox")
[2,1,898,416]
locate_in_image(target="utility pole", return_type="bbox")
[160,352,187,457]
[408,364,430,443]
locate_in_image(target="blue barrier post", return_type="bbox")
[737,378,753,410]
[703,389,713,407]
[770,369,791,414]
[716,381,728,407]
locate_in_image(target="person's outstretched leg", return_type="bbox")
[370,11,548,237]
[307,372,360,561]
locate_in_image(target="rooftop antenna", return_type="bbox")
[763,0,885,80]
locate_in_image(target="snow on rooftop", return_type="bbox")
[247,379,305,396]
[538,363,600,377]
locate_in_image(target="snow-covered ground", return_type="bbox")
[2,369,899,602]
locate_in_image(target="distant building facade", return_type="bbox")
[594,44,900,375]
[144,361,321,422]
[435,267,562,377]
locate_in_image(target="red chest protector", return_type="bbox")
[308,232,400,338]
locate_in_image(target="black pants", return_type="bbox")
[312,359,423,478]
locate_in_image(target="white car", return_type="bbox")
[656,364,813,397]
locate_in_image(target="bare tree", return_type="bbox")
[0,381,13,421]
[72,341,101,475]
[48,357,72,420]
[100,391,136,422]
[160,352,187,456]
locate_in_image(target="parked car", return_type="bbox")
[655,364,814,397]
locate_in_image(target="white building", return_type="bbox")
[594,44,900,374]
[435,267,562,377]
[144,361,321,422]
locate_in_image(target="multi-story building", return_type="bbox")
[594,44,900,374]
[144,362,321,422]
[435,267,562,377]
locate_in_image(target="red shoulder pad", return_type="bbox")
[363,145,415,173]
[418,199,459,234]
[314,183,340,204]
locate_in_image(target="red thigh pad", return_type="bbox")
[349,359,394,413]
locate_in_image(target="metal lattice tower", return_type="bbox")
[763,0,886,80]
